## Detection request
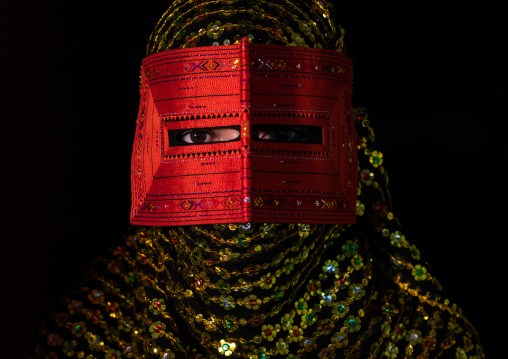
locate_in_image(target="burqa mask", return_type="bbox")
[130,38,356,226]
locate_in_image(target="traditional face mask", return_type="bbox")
[131,38,356,226]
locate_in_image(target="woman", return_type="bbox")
[34,1,484,358]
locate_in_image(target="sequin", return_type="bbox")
[220,295,235,310]
[223,315,238,332]
[261,324,277,341]
[406,329,422,344]
[260,273,276,289]
[244,294,261,310]
[149,321,166,339]
[412,264,428,281]
[206,21,224,39]
[384,343,399,358]
[149,298,166,315]
[322,259,338,274]
[322,293,332,303]
[218,339,236,356]
[276,338,290,355]
[288,326,304,342]
[390,231,407,248]
[369,150,384,168]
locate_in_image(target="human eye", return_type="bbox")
[168,126,241,146]
[257,127,297,141]
[179,129,212,144]
[252,125,322,144]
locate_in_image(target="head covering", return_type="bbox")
[146,0,345,54]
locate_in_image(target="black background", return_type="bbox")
[1,2,505,357]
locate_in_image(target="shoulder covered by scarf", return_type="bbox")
[35,109,484,359]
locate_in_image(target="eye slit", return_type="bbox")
[168,126,241,147]
[251,125,322,144]
[260,127,296,141]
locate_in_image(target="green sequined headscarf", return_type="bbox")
[146,0,345,55]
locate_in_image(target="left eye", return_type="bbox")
[252,125,321,143]
[255,127,298,141]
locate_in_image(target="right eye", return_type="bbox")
[168,126,241,146]
[179,130,212,144]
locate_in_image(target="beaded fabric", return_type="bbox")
[35,109,484,358]
[146,0,345,54]
[35,1,484,358]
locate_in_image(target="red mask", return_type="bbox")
[131,38,357,225]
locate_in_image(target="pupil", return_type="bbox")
[190,131,206,143]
